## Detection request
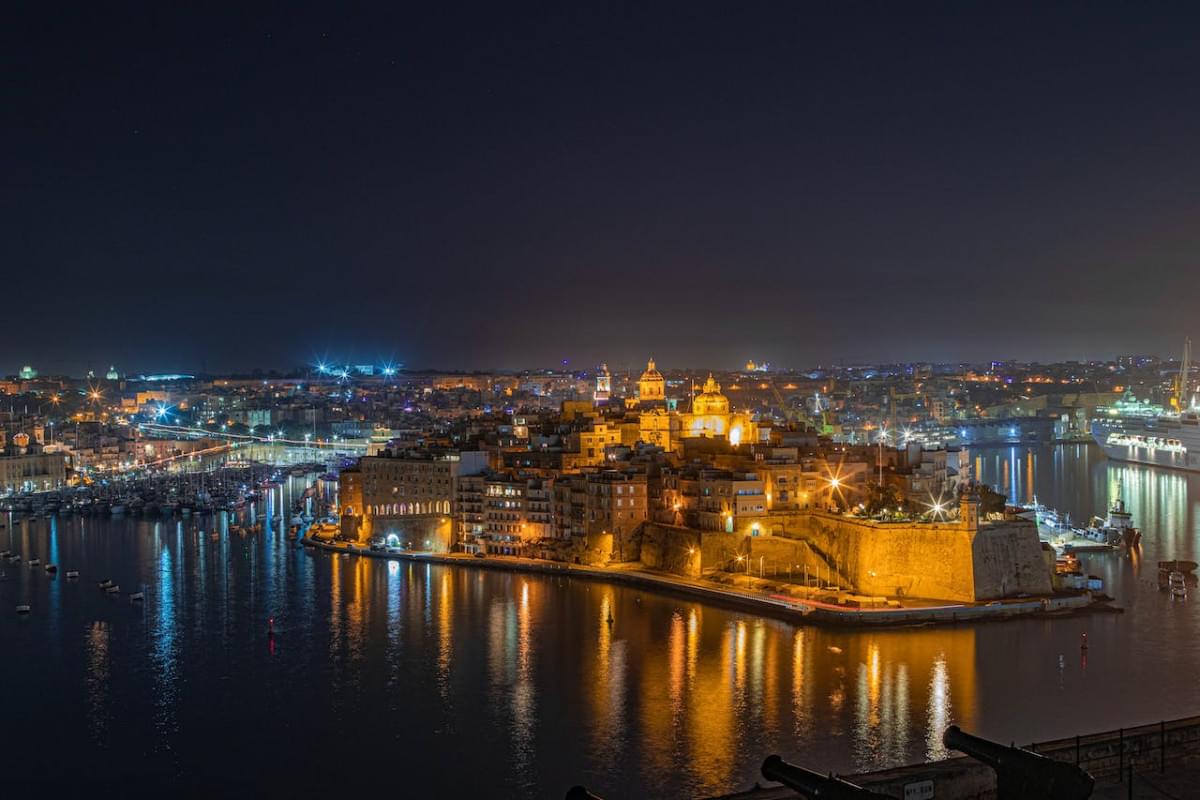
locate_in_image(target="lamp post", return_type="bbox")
[877,425,889,488]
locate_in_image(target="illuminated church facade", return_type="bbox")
[631,360,760,451]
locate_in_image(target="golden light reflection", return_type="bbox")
[437,571,452,699]
[1026,450,1035,504]
[328,552,342,651]
[589,589,626,772]
[669,611,685,711]
[511,579,535,776]
[926,654,952,761]
[792,629,809,736]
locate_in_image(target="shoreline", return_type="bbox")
[301,535,1113,628]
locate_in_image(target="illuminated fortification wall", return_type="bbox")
[792,512,1051,602]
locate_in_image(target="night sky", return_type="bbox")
[9,4,1200,374]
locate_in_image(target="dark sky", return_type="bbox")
[8,3,1200,374]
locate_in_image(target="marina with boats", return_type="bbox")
[0,460,338,520]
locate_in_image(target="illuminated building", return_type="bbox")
[678,374,759,445]
[638,407,680,450]
[340,449,487,549]
[565,421,624,468]
[637,358,666,403]
[18,365,37,380]
[593,363,612,404]
[660,465,766,533]
[0,451,66,494]
[551,469,648,550]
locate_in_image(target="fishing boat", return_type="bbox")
[129,592,145,602]
[15,605,30,614]
[105,585,121,594]
[65,570,79,579]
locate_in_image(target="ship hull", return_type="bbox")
[1092,419,1200,472]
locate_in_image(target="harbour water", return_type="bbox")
[2,444,1200,797]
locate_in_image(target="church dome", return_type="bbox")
[640,358,662,382]
[638,357,666,401]
[693,374,729,415]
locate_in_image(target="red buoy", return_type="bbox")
[1080,632,1088,650]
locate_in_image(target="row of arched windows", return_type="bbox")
[368,500,450,516]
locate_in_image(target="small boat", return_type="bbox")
[98,579,114,589]
[129,592,145,602]
[15,604,30,614]
[105,585,121,594]
[65,570,79,579]
[6,553,20,562]
[1169,571,1187,598]
[44,564,57,573]
[27,558,40,567]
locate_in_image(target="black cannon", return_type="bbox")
[564,787,605,800]
[761,755,891,798]
[943,725,1094,800]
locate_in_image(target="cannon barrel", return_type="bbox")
[761,755,886,799]
[564,787,605,800]
[943,726,1094,800]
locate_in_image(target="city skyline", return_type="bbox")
[11,4,1200,371]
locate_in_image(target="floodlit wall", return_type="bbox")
[792,512,1050,602]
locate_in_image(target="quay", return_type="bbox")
[302,533,1111,627]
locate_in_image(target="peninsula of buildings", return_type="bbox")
[2,353,1166,621]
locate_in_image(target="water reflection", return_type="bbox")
[85,621,110,742]
[152,540,179,743]
[926,655,951,760]
[12,446,1195,798]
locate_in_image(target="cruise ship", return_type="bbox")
[1091,339,1200,471]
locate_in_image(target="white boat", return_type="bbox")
[27,558,40,567]
[44,564,57,573]
[1169,571,1188,598]
[105,585,121,594]
[65,570,79,579]
[129,592,145,602]
[15,604,30,614]
[1093,339,1200,471]
[98,579,113,589]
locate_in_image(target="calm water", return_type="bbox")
[2,446,1199,797]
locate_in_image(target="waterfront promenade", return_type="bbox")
[302,534,1108,627]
